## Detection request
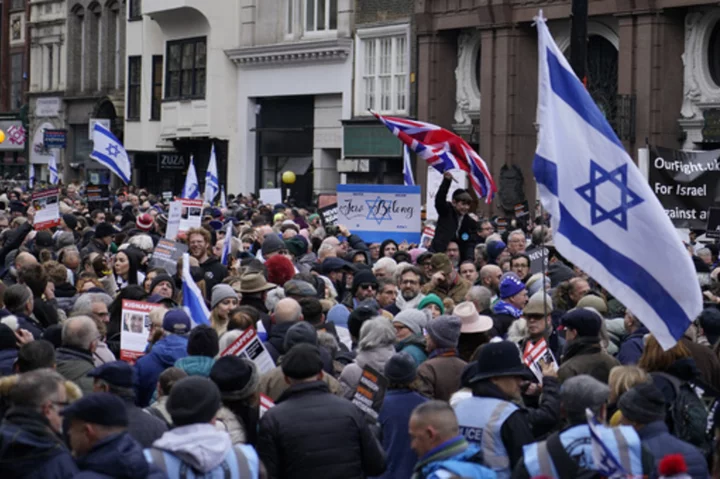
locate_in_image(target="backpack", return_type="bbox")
[651,372,711,455]
[545,432,601,479]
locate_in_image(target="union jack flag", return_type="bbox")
[372,111,497,203]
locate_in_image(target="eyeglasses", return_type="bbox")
[359,283,376,290]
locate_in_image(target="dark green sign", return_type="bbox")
[343,124,402,158]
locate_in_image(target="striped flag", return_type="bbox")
[28,164,35,189]
[49,153,59,185]
[204,144,219,204]
[181,253,210,326]
[181,156,200,199]
[220,185,227,209]
[220,221,232,266]
[373,111,497,203]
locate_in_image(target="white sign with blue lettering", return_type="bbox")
[337,185,421,243]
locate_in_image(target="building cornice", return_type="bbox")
[225,38,352,67]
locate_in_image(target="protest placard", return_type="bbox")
[522,338,558,384]
[259,394,275,419]
[351,365,388,421]
[149,238,188,276]
[165,201,182,240]
[425,167,467,220]
[420,226,435,250]
[32,188,60,230]
[220,327,275,374]
[86,185,110,211]
[120,300,157,364]
[337,185,421,243]
[259,188,282,206]
[178,199,202,233]
[318,203,338,227]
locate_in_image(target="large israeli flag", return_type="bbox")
[28,164,35,189]
[49,154,59,185]
[181,253,210,326]
[534,14,702,350]
[204,144,219,204]
[90,123,131,184]
[181,156,200,199]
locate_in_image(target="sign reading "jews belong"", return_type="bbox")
[336,184,421,244]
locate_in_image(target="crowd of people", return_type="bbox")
[0,173,718,478]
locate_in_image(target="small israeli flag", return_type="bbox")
[586,410,627,478]
[220,185,227,209]
[220,221,233,266]
[533,13,701,350]
[181,252,210,326]
[90,123,131,184]
[403,145,415,186]
[49,153,59,185]
[181,156,200,200]
[28,164,35,189]
[204,144,219,204]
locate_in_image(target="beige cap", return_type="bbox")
[576,294,607,314]
[523,292,553,316]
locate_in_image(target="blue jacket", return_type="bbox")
[0,407,79,479]
[134,334,188,407]
[617,326,649,365]
[174,356,215,377]
[413,436,496,479]
[0,348,17,376]
[74,431,167,479]
[638,420,709,479]
[373,389,428,479]
[396,337,428,366]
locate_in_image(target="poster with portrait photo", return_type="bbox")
[32,188,60,230]
[120,300,157,364]
[178,199,203,234]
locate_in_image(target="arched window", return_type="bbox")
[708,22,720,87]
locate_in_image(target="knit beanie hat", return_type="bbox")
[486,240,507,262]
[265,255,296,286]
[167,376,221,426]
[262,233,285,256]
[62,214,78,230]
[211,284,238,310]
[499,275,526,299]
[186,325,219,358]
[136,213,153,232]
[430,253,452,275]
[392,309,430,336]
[351,269,378,295]
[210,356,259,401]
[285,236,308,258]
[384,352,417,384]
[150,274,176,297]
[617,382,666,424]
[281,343,323,380]
[283,321,318,351]
[426,315,462,349]
[418,294,445,314]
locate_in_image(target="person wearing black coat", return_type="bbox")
[257,344,386,479]
[430,172,478,262]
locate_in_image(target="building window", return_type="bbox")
[357,32,408,115]
[286,0,293,35]
[127,56,141,120]
[165,37,206,100]
[129,0,141,20]
[10,0,24,11]
[304,0,336,33]
[151,56,162,120]
[47,45,54,90]
[709,23,720,87]
[10,53,23,111]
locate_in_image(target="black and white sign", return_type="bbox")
[158,152,187,171]
[706,207,720,240]
[649,145,720,229]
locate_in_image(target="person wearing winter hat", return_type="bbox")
[257,343,386,479]
[174,325,218,378]
[133,309,190,407]
[486,239,508,265]
[454,301,493,362]
[491,274,528,337]
[417,315,467,401]
[136,213,154,233]
[557,308,619,384]
[209,284,239,338]
[211,356,260,445]
[418,293,445,319]
[261,233,287,260]
[392,309,429,365]
[265,254,295,286]
[422,253,471,304]
[618,382,709,478]
[516,375,654,479]
[148,273,176,301]
[61,213,78,232]
[146,376,261,478]
[376,352,429,479]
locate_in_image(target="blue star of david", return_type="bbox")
[106,144,121,158]
[365,196,392,225]
[576,160,644,230]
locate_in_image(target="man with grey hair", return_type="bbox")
[697,247,713,267]
[513,375,654,479]
[71,293,116,366]
[263,298,303,361]
[507,230,527,256]
[56,316,99,394]
[464,285,493,316]
[0,368,79,476]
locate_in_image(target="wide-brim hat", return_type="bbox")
[470,341,534,383]
[454,301,493,334]
[240,273,277,294]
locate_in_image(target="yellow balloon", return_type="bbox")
[0,130,6,143]
[282,170,296,185]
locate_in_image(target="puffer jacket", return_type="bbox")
[73,431,166,479]
[340,345,395,399]
[257,381,386,479]
[174,355,215,377]
[133,334,188,407]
